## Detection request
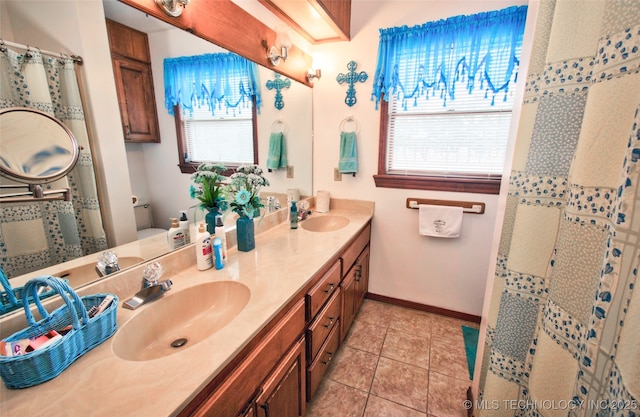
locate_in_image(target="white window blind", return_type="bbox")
[387,64,516,178]
[184,103,254,166]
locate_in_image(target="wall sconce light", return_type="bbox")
[154,0,190,17]
[307,69,322,83]
[266,25,292,66]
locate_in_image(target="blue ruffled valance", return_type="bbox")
[371,5,528,109]
[164,52,262,116]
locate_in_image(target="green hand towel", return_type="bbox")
[266,132,287,170]
[338,131,358,174]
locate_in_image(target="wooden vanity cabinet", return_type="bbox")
[106,19,161,143]
[305,222,372,401]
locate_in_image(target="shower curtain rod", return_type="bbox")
[0,39,83,64]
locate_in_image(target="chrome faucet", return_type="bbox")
[122,262,173,310]
[267,196,281,213]
[95,250,120,277]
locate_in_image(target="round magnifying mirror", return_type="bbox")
[0,107,80,184]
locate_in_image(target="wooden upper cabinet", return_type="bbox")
[106,18,150,63]
[257,0,351,44]
[317,0,350,40]
[106,19,160,143]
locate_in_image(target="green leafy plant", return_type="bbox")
[189,162,229,212]
[226,164,270,218]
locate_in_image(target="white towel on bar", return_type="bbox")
[418,204,463,238]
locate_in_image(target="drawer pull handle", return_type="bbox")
[322,352,334,365]
[323,283,335,293]
[323,317,335,328]
[355,265,363,281]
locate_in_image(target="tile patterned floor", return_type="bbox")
[307,299,479,417]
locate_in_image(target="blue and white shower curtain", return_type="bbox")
[479,1,640,416]
[0,47,107,278]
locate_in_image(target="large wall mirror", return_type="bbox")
[0,0,312,317]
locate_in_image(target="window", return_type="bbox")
[175,99,258,173]
[164,53,262,174]
[372,6,528,194]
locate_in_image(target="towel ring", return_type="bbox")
[271,119,288,134]
[339,116,360,133]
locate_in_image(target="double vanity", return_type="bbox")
[0,199,374,416]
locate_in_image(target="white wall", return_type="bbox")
[311,0,527,316]
[1,0,137,247]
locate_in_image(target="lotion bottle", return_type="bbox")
[167,218,186,249]
[195,223,213,270]
[214,215,228,264]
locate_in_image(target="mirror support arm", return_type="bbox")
[0,184,71,203]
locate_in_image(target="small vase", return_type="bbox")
[205,208,220,235]
[236,216,255,252]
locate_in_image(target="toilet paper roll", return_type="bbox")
[316,190,330,213]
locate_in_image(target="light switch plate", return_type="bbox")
[287,166,294,178]
[333,168,342,181]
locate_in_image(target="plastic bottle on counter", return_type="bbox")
[214,215,227,264]
[167,218,186,249]
[290,201,298,229]
[195,223,213,271]
[178,210,190,244]
[213,237,224,270]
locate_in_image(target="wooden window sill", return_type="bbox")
[373,174,501,194]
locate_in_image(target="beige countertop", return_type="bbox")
[0,199,374,416]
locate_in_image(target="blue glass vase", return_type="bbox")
[236,216,255,252]
[205,208,220,235]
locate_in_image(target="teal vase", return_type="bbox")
[236,216,255,252]
[205,208,220,235]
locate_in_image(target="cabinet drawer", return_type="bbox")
[307,321,340,401]
[306,260,341,320]
[341,223,371,276]
[307,287,341,361]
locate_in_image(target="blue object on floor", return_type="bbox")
[462,325,479,380]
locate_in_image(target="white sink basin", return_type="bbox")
[301,215,350,232]
[113,281,250,361]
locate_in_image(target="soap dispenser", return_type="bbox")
[178,210,190,244]
[290,201,298,229]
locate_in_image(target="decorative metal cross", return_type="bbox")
[265,73,291,110]
[336,61,368,107]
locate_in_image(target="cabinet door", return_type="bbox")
[354,246,370,313]
[257,338,306,417]
[341,267,356,342]
[111,57,160,143]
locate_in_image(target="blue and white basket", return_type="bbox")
[0,276,118,389]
